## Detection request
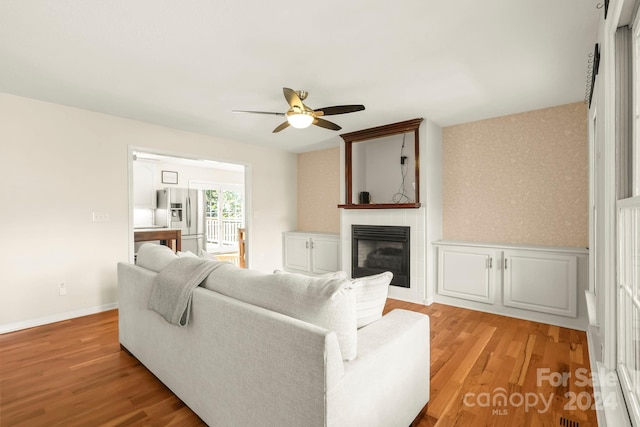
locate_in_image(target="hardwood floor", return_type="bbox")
[0,300,597,426]
[385,300,597,427]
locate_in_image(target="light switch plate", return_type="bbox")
[92,212,110,222]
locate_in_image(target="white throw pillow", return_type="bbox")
[352,271,393,328]
[136,243,178,272]
[273,269,348,280]
[204,264,357,361]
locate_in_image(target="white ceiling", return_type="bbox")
[0,1,600,153]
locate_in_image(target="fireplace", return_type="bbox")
[352,225,410,288]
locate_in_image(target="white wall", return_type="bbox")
[424,120,443,303]
[150,160,244,191]
[351,142,366,204]
[364,134,416,204]
[349,134,417,204]
[0,92,297,332]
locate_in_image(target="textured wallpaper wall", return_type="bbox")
[442,102,588,248]
[297,147,340,233]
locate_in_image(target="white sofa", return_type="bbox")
[118,244,430,426]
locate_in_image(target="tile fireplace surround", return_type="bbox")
[340,208,427,304]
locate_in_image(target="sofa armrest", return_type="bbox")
[328,309,430,427]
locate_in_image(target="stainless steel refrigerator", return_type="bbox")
[155,188,206,255]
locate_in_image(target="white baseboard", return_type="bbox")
[0,303,119,334]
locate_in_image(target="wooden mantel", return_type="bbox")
[339,118,423,209]
[337,202,421,209]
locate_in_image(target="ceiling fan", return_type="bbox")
[232,87,365,133]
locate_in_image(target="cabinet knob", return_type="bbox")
[504,259,508,270]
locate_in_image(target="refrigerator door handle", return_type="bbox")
[186,196,191,229]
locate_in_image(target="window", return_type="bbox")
[204,185,244,253]
[190,179,245,254]
[617,13,640,425]
[617,197,640,425]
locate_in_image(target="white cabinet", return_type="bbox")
[503,250,577,317]
[133,161,156,208]
[433,241,587,328]
[437,246,497,304]
[283,233,311,272]
[283,232,340,275]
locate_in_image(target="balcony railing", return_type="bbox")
[206,218,243,246]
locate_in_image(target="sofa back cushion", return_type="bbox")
[136,243,178,272]
[203,264,357,361]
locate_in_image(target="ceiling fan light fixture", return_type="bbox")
[236,88,364,133]
[286,110,314,129]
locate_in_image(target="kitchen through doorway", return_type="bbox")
[131,149,247,267]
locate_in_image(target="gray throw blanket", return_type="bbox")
[148,257,221,326]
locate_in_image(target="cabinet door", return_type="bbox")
[282,234,310,272]
[503,250,577,317]
[310,236,340,274]
[133,162,156,208]
[437,246,495,304]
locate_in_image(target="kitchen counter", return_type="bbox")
[134,228,182,252]
[134,225,168,231]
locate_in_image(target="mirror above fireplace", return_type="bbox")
[339,118,423,209]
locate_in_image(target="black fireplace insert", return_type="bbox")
[352,225,410,288]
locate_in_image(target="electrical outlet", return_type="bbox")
[59,283,67,296]
[92,212,110,222]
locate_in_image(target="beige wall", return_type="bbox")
[297,147,340,233]
[443,102,588,248]
[0,92,297,330]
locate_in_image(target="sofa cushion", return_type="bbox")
[136,243,178,272]
[352,271,393,328]
[273,269,348,280]
[203,264,357,361]
[177,250,199,258]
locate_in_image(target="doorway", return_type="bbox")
[130,149,248,267]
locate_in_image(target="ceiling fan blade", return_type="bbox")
[232,110,285,116]
[283,87,304,109]
[314,105,365,116]
[272,121,290,133]
[313,118,342,131]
